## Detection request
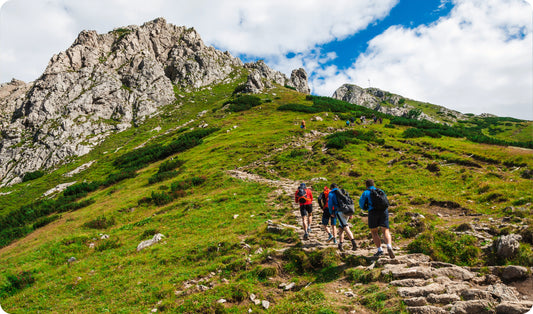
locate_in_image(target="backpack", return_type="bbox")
[335,189,355,216]
[318,190,329,210]
[369,188,389,212]
[297,187,309,204]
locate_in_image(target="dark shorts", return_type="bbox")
[300,204,312,217]
[321,210,337,226]
[368,209,389,229]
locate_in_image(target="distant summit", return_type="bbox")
[0,18,309,186]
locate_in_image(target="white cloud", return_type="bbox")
[0,0,398,82]
[311,0,533,119]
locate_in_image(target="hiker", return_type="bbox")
[346,120,350,127]
[328,183,357,251]
[295,183,313,240]
[360,115,365,124]
[349,117,355,125]
[378,117,383,124]
[359,179,395,258]
[318,186,337,244]
[300,119,306,129]
[372,115,378,124]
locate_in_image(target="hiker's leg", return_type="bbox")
[383,228,392,246]
[344,227,354,240]
[301,216,308,232]
[370,228,381,248]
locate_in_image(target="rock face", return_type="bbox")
[332,84,465,122]
[0,18,310,186]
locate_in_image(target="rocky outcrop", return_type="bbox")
[332,84,467,123]
[0,18,310,186]
[242,60,310,94]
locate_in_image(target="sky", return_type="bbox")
[0,0,532,120]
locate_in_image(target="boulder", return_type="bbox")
[501,265,529,282]
[495,301,533,314]
[495,234,522,259]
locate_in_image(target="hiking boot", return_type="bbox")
[307,227,312,234]
[303,233,309,240]
[326,234,334,242]
[373,250,383,258]
[387,246,395,259]
[351,240,357,251]
[333,238,337,244]
[338,242,344,252]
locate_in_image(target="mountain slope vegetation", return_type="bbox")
[0,78,532,312]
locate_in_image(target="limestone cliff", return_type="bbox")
[0,18,310,186]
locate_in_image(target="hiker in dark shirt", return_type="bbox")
[318,186,337,244]
[328,183,357,251]
[359,179,395,258]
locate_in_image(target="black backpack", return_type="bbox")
[297,187,309,204]
[335,189,355,216]
[369,188,389,212]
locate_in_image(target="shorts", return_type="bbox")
[368,209,389,229]
[336,212,350,229]
[321,210,337,226]
[300,204,312,217]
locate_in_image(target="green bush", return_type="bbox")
[22,170,45,182]
[226,95,262,112]
[83,216,116,229]
[32,214,61,230]
[0,271,36,298]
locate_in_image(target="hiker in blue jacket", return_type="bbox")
[359,179,395,258]
[328,183,357,252]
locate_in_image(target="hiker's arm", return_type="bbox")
[358,192,367,210]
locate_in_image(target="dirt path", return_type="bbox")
[227,169,400,259]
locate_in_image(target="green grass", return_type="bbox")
[0,83,532,312]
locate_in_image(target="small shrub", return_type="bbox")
[95,238,121,252]
[0,271,36,297]
[345,268,375,284]
[256,266,278,280]
[83,216,115,229]
[402,128,425,138]
[158,159,184,173]
[22,170,45,182]
[148,171,179,184]
[151,191,173,206]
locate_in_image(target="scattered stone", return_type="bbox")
[68,257,77,263]
[100,234,109,240]
[345,291,356,298]
[250,294,256,301]
[197,284,209,291]
[88,243,95,249]
[136,233,165,251]
[254,248,263,255]
[495,234,522,259]
[284,282,296,291]
[233,214,239,219]
[217,299,226,304]
[501,266,529,282]
[261,300,270,309]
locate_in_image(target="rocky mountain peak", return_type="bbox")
[0,18,311,186]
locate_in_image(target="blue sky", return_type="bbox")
[0,0,532,120]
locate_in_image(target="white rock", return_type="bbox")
[261,300,270,309]
[136,233,165,251]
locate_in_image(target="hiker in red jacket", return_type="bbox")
[295,183,313,240]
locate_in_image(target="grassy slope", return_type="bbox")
[0,83,532,313]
